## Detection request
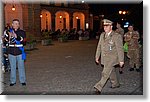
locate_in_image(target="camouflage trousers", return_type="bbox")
[127,49,140,69]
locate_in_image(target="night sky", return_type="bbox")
[88,2,143,33]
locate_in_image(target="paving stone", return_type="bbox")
[2,40,143,95]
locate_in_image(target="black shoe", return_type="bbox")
[21,83,26,86]
[94,87,101,95]
[119,71,123,74]
[5,70,8,72]
[136,69,140,72]
[10,83,16,86]
[129,68,134,71]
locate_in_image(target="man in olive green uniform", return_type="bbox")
[115,22,124,38]
[115,22,124,74]
[124,25,140,72]
[94,19,124,94]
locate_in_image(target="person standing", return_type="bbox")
[94,19,124,95]
[115,22,124,38]
[7,19,26,86]
[124,24,140,72]
[115,22,125,74]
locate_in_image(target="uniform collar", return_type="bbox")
[104,31,114,40]
[13,28,20,32]
[107,30,114,37]
[107,31,112,36]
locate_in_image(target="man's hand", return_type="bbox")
[8,32,17,38]
[95,58,100,65]
[119,62,124,68]
[12,32,17,38]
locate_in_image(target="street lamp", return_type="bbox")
[123,11,126,15]
[119,10,128,15]
[119,11,122,14]
[60,15,62,18]
[12,5,15,11]
[40,14,42,18]
[12,0,15,11]
[119,10,128,21]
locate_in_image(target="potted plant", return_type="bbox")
[58,32,68,42]
[41,31,52,46]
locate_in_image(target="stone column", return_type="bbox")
[33,4,41,38]
[69,14,73,30]
[89,14,93,30]
[22,4,29,31]
[27,4,41,38]
[27,4,34,32]
[51,13,55,31]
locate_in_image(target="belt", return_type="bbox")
[9,44,23,47]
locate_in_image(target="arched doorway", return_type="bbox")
[55,11,69,31]
[73,12,85,31]
[40,10,51,31]
[5,4,23,29]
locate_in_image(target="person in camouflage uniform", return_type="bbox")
[115,22,125,74]
[124,24,140,72]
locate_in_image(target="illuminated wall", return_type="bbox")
[41,10,51,31]
[4,4,23,29]
[55,11,69,31]
[73,12,85,30]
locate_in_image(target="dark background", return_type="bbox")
[88,2,143,34]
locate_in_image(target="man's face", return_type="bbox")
[104,25,112,33]
[128,26,133,31]
[12,21,20,29]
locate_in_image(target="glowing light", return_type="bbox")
[119,11,122,14]
[60,15,62,18]
[12,5,15,11]
[123,11,126,15]
[40,14,42,18]
[125,22,129,25]
[86,23,89,29]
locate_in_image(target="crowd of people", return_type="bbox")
[41,28,94,40]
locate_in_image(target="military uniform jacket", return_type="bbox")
[124,31,139,50]
[115,27,124,38]
[95,31,124,66]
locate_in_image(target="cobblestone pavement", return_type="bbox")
[2,40,143,95]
